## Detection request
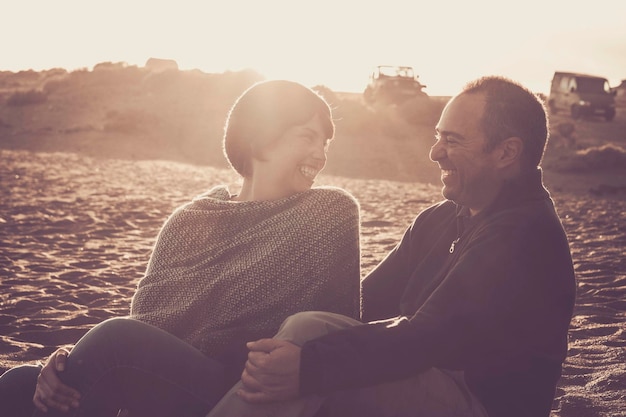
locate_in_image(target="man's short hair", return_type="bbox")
[461,76,549,170]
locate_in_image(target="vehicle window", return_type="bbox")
[575,77,607,93]
[568,78,577,92]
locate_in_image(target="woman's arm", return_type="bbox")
[32,347,81,413]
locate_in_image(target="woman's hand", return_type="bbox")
[33,347,81,413]
[238,339,301,403]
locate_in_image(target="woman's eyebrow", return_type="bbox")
[300,125,324,136]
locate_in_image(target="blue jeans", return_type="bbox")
[0,318,228,417]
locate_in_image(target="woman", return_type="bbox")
[0,80,361,417]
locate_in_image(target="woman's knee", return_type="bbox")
[275,311,361,345]
[78,317,149,348]
[68,317,143,363]
[90,317,140,337]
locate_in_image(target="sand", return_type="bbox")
[0,147,624,416]
[1,66,626,415]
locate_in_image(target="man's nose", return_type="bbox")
[429,140,446,162]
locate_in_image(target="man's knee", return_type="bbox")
[276,311,361,346]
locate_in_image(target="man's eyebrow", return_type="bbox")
[436,129,464,139]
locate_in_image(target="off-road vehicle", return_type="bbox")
[548,71,616,121]
[363,66,427,105]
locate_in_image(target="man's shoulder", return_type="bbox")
[485,197,561,231]
[404,200,457,239]
[415,200,457,221]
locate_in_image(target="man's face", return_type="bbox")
[430,93,502,215]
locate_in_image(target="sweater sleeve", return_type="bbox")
[302,187,362,320]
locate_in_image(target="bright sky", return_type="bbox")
[4,0,626,96]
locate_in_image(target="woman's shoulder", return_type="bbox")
[293,187,359,225]
[307,186,359,207]
[193,185,232,202]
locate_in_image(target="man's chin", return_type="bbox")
[440,186,455,201]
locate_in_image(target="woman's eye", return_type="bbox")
[300,133,314,143]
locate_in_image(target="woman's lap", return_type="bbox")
[52,317,228,417]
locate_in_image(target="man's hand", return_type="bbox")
[33,347,81,413]
[238,339,301,403]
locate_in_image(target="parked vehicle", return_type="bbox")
[612,79,626,108]
[548,71,616,121]
[363,66,427,105]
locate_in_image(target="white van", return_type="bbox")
[548,72,616,121]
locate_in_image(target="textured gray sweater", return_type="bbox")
[130,185,361,359]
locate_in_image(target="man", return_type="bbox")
[210,76,576,417]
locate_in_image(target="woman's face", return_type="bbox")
[252,113,330,199]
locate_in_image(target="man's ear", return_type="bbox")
[496,137,523,168]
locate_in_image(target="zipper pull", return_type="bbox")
[449,237,460,254]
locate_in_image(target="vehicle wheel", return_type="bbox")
[548,100,557,114]
[570,105,581,120]
[605,108,616,122]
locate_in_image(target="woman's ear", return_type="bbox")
[496,136,523,168]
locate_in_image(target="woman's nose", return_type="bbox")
[313,140,328,163]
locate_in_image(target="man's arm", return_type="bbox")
[361,202,455,322]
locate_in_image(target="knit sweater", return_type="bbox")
[130,185,361,363]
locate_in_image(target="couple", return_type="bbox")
[0,77,576,417]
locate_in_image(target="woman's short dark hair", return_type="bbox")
[223,80,334,177]
[461,76,549,171]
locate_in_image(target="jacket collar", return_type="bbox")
[456,167,550,221]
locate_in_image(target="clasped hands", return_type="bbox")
[238,339,302,403]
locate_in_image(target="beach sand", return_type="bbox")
[1,147,625,416]
[1,66,626,415]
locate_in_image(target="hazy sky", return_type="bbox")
[4,0,626,95]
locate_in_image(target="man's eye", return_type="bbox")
[435,134,456,144]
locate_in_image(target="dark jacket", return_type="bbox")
[300,169,576,417]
